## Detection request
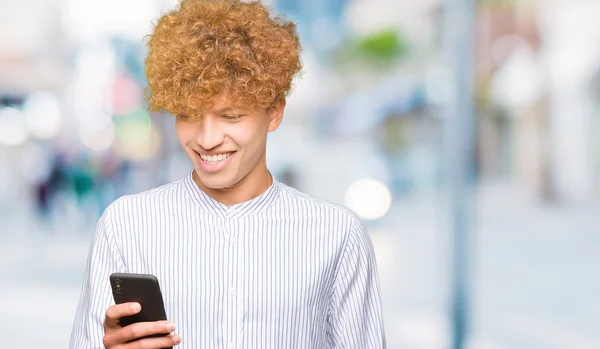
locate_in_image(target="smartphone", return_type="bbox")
[109,273,172,348]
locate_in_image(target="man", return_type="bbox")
[69,0,386,348]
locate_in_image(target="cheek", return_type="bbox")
[175,123,195,146]
[226,123,267,149]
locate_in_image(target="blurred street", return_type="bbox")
[2,0,600,348]
[1,181,598,349]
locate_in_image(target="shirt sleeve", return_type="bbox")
[326,217,387,348]
[69,206,126,349]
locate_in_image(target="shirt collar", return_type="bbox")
[183,170,281,219]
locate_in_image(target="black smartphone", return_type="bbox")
[109,273,172,348]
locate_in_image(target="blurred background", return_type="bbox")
[1,0,599,348]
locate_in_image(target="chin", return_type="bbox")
[195,170,237,190]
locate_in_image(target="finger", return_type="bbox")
[113,321,176,344]
[105,303,141,329]
[126,333,182,349]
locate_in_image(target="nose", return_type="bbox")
[196,116,224,150]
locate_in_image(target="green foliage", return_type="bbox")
[331,28,411,71]
[355,29,409,61]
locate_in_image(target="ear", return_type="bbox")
[267,98,286,132]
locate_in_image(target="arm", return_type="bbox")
[69,207,125,349]
[69,205,181,349]
[326,218,386,348]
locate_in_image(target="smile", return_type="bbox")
[199,152,234,165]
[195,151,236,173]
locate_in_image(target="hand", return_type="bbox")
[102,302,182,348]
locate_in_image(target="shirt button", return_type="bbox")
[231,236,238,244]
[229,287,236,296]
[228,343,235,349]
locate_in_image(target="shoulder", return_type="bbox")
[276,182,364,232]
[102,176,188,219]
[278,185,378,273]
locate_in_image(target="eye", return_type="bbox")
[222,114,243,121]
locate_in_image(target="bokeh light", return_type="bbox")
[22,92,63,139]
[0,107,29,146]
[344,178,392,220]
[79,122,116,152]
[114,108,160,160]
[112,74,142,115]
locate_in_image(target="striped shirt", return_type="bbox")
[69,171,386,348]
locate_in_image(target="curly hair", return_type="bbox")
[144,0,303,118]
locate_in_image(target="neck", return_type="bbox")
[192,163,273,206]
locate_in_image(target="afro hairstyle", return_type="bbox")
[144,0,303,119]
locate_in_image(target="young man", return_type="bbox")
[69,1,386,348]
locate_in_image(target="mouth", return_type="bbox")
[195,151,236,173]
[198,151,235,165]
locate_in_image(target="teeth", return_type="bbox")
[200,152,232,164]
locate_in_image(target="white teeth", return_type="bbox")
[200,152,232,164]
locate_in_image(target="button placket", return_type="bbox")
[220,218,234,348]
[226,218,239,348]
[234,218,245,347]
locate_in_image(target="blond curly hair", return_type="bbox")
[144,0,303,119]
